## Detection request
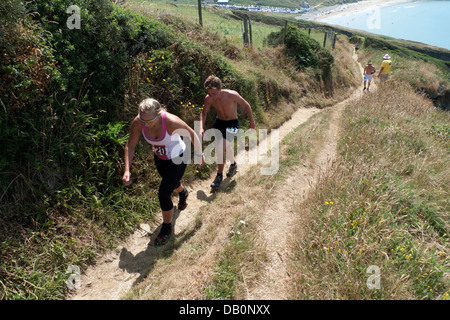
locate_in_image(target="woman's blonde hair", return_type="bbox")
[138,98,164,115]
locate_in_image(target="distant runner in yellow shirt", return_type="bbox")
[378,54,392,85]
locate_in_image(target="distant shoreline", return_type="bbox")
[298,0,411,22]
[298,0,450,53]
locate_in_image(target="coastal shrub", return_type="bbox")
[25,0,177,120]
[0,0,25,25]
[0,16,60,180]
[267,24,334,79]
[350,35,364,46]
[364,36,398,52]
[1,0,264,200]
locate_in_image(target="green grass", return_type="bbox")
[274,112,326,180]
[128,0,337,52]
[127,0,282,50]
[203,217,250,300]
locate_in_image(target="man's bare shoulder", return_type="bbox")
[222,89,244,102]
[222,89,239,96]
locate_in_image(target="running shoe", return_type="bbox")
[211,174,223,189]
[155,223,172,246]
[226,163,237,177]
[178,188,189,210]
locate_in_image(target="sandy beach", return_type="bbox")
[298,0,411,22]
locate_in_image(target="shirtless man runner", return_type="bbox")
[363,62,376,92]
[199,75,256,190]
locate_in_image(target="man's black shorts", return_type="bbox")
[213,118,239,140]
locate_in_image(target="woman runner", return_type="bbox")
[123,98,204,246]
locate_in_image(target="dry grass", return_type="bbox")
[289,80,449,300]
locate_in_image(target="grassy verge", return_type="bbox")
[290,81,449,300]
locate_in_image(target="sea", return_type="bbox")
[317,0,450,50]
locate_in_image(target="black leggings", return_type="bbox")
[154,153,187,211]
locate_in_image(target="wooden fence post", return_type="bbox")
[243,16,249,45]
[197,0,203,27]
[283,21,288,43]
[248,16,253,46]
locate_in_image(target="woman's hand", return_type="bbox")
[123,171,132,186]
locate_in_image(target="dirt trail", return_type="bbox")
[69,53,369,300]
[247,51,372,299]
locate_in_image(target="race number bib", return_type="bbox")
[153,145,168,159]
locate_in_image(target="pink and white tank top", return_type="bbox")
[141,112,186,160]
